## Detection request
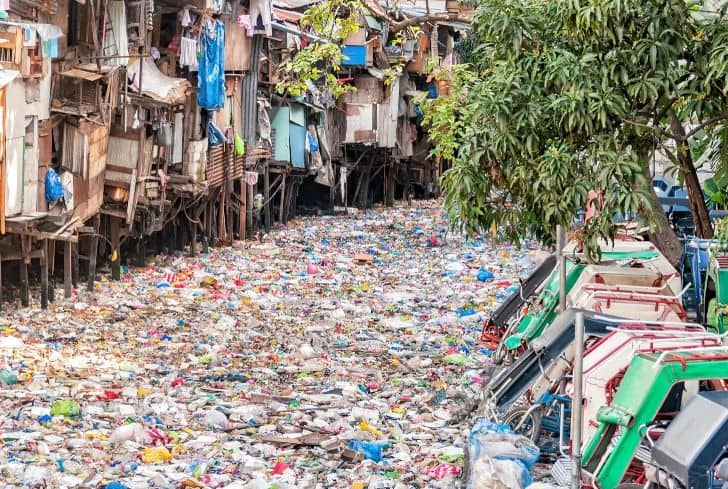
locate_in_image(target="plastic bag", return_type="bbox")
[307,132,319,152]
[45,168,64,205]
[469,456,531,489]
[235,132,245,156]
[468,419,540,468]
[208,121,227,146]
[348,439,389,462]
[50,399,81,418]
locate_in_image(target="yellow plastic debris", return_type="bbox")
[358,419,382,438]
[141,447,173,463]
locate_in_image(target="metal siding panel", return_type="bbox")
[270,107,291,162]
[290,123,306,169]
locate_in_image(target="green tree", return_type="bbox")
[424,0,728,263]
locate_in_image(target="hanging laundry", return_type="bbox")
[181,7,192,27]
[198,19,225,110]
[248,0,272,37]
[179,37,198,71]
[243,171,258,186]
[237,14,252,32]
[35,24,63,58]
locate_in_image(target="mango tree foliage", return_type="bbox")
[423,0,728,262]
[276,0,363,98]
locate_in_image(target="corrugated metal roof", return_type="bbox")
[273,7,303,22]
[272,0,319,10]
[364,14,382,31]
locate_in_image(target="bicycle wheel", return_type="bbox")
[503,406,543,443]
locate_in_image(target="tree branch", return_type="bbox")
[623,118,679,141]
[685,114,728,139]
[361,0,458,32]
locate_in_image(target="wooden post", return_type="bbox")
[246,183,254,238]
[278,175,286,224]
[47,240,55,303]
[136,238,146,267]
[111,216,121,281]
[72,242,79,287]
[264,163,271,232]
[64,241,72,298]
[40,239,48,310]
[190,211,197,257]
[87,214,100,292]
[20,236,30,307]
[239,177,246,241]
[202,204,209,254]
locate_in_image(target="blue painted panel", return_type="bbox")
[270,107,291,162]
[290,123,306,169]
[342,45,367,66]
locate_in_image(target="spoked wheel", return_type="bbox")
[503,406,543,443]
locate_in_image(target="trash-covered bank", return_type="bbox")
[0,201,546,488]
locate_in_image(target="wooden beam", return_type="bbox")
[64,241,72,298]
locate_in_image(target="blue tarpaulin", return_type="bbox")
[198,20,225,110]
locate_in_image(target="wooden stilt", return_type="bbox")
[136,239,146,267]
[87,214,100,292]
[47,240,55,303]
[190,212,197,257]
[72,242,79,287]
[264,163,271,232]
[40,239,48,310]
[246,184,254,238]
[278,175,286,224]
[20,236,30,307]
[202,204,209,254]
[64,241,72,298]
[0,249,4,306]
[111,216,121,281]
[239,177,246,241]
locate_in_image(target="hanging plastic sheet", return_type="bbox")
[208,121,227,146]
[198,19,225,110]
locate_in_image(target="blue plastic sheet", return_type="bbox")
[44,168,64,205]
[208,121,227,146]
[198,20,225,110]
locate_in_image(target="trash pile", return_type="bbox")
[0,202,545,488]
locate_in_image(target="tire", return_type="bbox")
[503,406,543,443]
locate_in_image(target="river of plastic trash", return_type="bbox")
[0,201,552,488]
